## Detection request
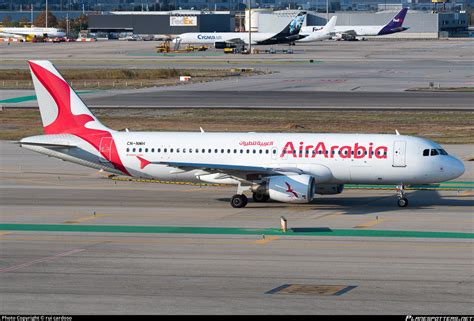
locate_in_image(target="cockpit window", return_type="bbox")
[423,149,429,156]
[438,149,448,155]
[430,149,439,156]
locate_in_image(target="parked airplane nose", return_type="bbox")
[449,157,465,180]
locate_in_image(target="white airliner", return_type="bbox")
[296,16,337,43]
[20,60,464,208]
[300,8,408,41]
[0,27,66,40]
[173,12,308,46]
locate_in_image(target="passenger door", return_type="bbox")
[99,137,113,163]
[392,141,407,167]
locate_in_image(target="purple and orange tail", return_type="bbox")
[378,8,408,35]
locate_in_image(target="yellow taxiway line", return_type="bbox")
[64,214,111,224]
[354,218,388,229]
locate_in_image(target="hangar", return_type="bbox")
[87,10,235,36]
[87,9,468,38]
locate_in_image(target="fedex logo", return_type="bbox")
[280,141,388,159]
[312,27,323,32]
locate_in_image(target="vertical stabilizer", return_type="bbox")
[28,60,110,135]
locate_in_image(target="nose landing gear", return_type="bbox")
[396,184,409,207]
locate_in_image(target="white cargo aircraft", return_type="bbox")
[173,12,309,46]
[299,8,408,41]
[20,60,464,208]
[297,16,337,43]
[0,27,66,40]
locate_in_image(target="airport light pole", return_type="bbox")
[326,0,328,22]
[248,0,251,54]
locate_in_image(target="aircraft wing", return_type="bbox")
[137,157,303,181]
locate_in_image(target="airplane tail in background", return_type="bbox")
[277,11,307,37]
[378,8,409,35]
[28,60,111,135]
[322,16,337,34]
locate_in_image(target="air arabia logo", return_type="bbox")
[280,141,388,159]
[285,182,299,198]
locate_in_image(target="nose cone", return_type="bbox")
[449,157,465,180]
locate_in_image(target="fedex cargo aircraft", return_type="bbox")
[299,8,409,41]
[20,61,464,208]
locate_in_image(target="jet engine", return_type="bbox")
[252,175,316,203]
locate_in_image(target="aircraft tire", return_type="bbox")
[397,197,408,207]
[231,194,248,208]
[253,193,269,202]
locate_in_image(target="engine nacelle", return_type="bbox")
[214,41,236,49]
[264,175,316,203]
[315,184,344,195]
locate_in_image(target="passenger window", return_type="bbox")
[202,149,205,153]
[266,150,269,154]
[133,148,136,152]
[139,148,142,153]
[126,148,129,152]
[157,148,161,153]
[240,149,243,154]
[145,148,148,153]
[246,149,250,154]
[151,148,154,153]
[431,149,438,156]
[214,149,218,153]
[273,149,276,154]
[423,149,429,156]
[195,149,199,153]
[234,149,237,153]
[227,149,231,153]
[259,150,262,154]
[183,148,186,153]
[164,148,167,153]
[221,149,224,153]
[208,149,211,153]
[170,148,174,153]
[177,148,180,153]
[253,150,256,154]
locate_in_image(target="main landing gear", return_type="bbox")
[231,194,248,208]
[396,184,408,207]
[253,192,270,202]
[230,182,270,208]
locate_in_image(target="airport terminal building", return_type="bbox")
[87,9,469,38]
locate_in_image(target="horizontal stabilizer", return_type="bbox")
[16,141,77,148]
